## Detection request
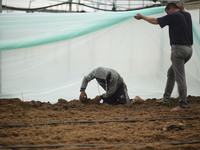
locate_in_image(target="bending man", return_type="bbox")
[79,67,144,104]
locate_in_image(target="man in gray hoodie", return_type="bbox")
[79,67,144,104]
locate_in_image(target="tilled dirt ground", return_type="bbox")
[0,96,200,150]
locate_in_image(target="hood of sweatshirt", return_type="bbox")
[93,67,109,80]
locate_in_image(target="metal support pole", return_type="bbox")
[28,0,36,13]
[0,0,1,94]
[0,0,2,13]
[0,0,1,95]
[69,0,72,12]
[0,40,1,96]
[0,51,1,96]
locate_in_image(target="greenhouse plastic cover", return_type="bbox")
[0,7,200,103]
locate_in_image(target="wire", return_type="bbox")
[0,117,198,127]
[0,119,141,127]
[147,117,199,121]
[0,141,200,149]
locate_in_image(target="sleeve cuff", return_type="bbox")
[80,88,86,92]
[100,95,104,100]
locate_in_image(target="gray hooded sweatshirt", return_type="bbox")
[80,67,124,99]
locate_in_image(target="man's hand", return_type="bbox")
[91,95,101,104]
[134,13,143,20]
[79,91,88,103]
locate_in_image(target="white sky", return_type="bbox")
[2,0,161,12]
[2,0,199,23]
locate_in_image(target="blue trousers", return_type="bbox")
[163,45,193,108]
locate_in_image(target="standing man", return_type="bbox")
[79,67,145,105]
[134,3,193,111]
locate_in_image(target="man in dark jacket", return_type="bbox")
[79,67,144,104]
[134,3,193,111]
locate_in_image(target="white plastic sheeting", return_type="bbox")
[0,8,200,103]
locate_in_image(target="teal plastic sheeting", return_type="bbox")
[0,7,164,50]
[0,7,200,102]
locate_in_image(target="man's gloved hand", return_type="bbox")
[79,91,88,104]
[91,95,101,104]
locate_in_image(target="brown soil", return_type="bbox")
[0,96,200,150]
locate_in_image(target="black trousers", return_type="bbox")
[103,83,129,105]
